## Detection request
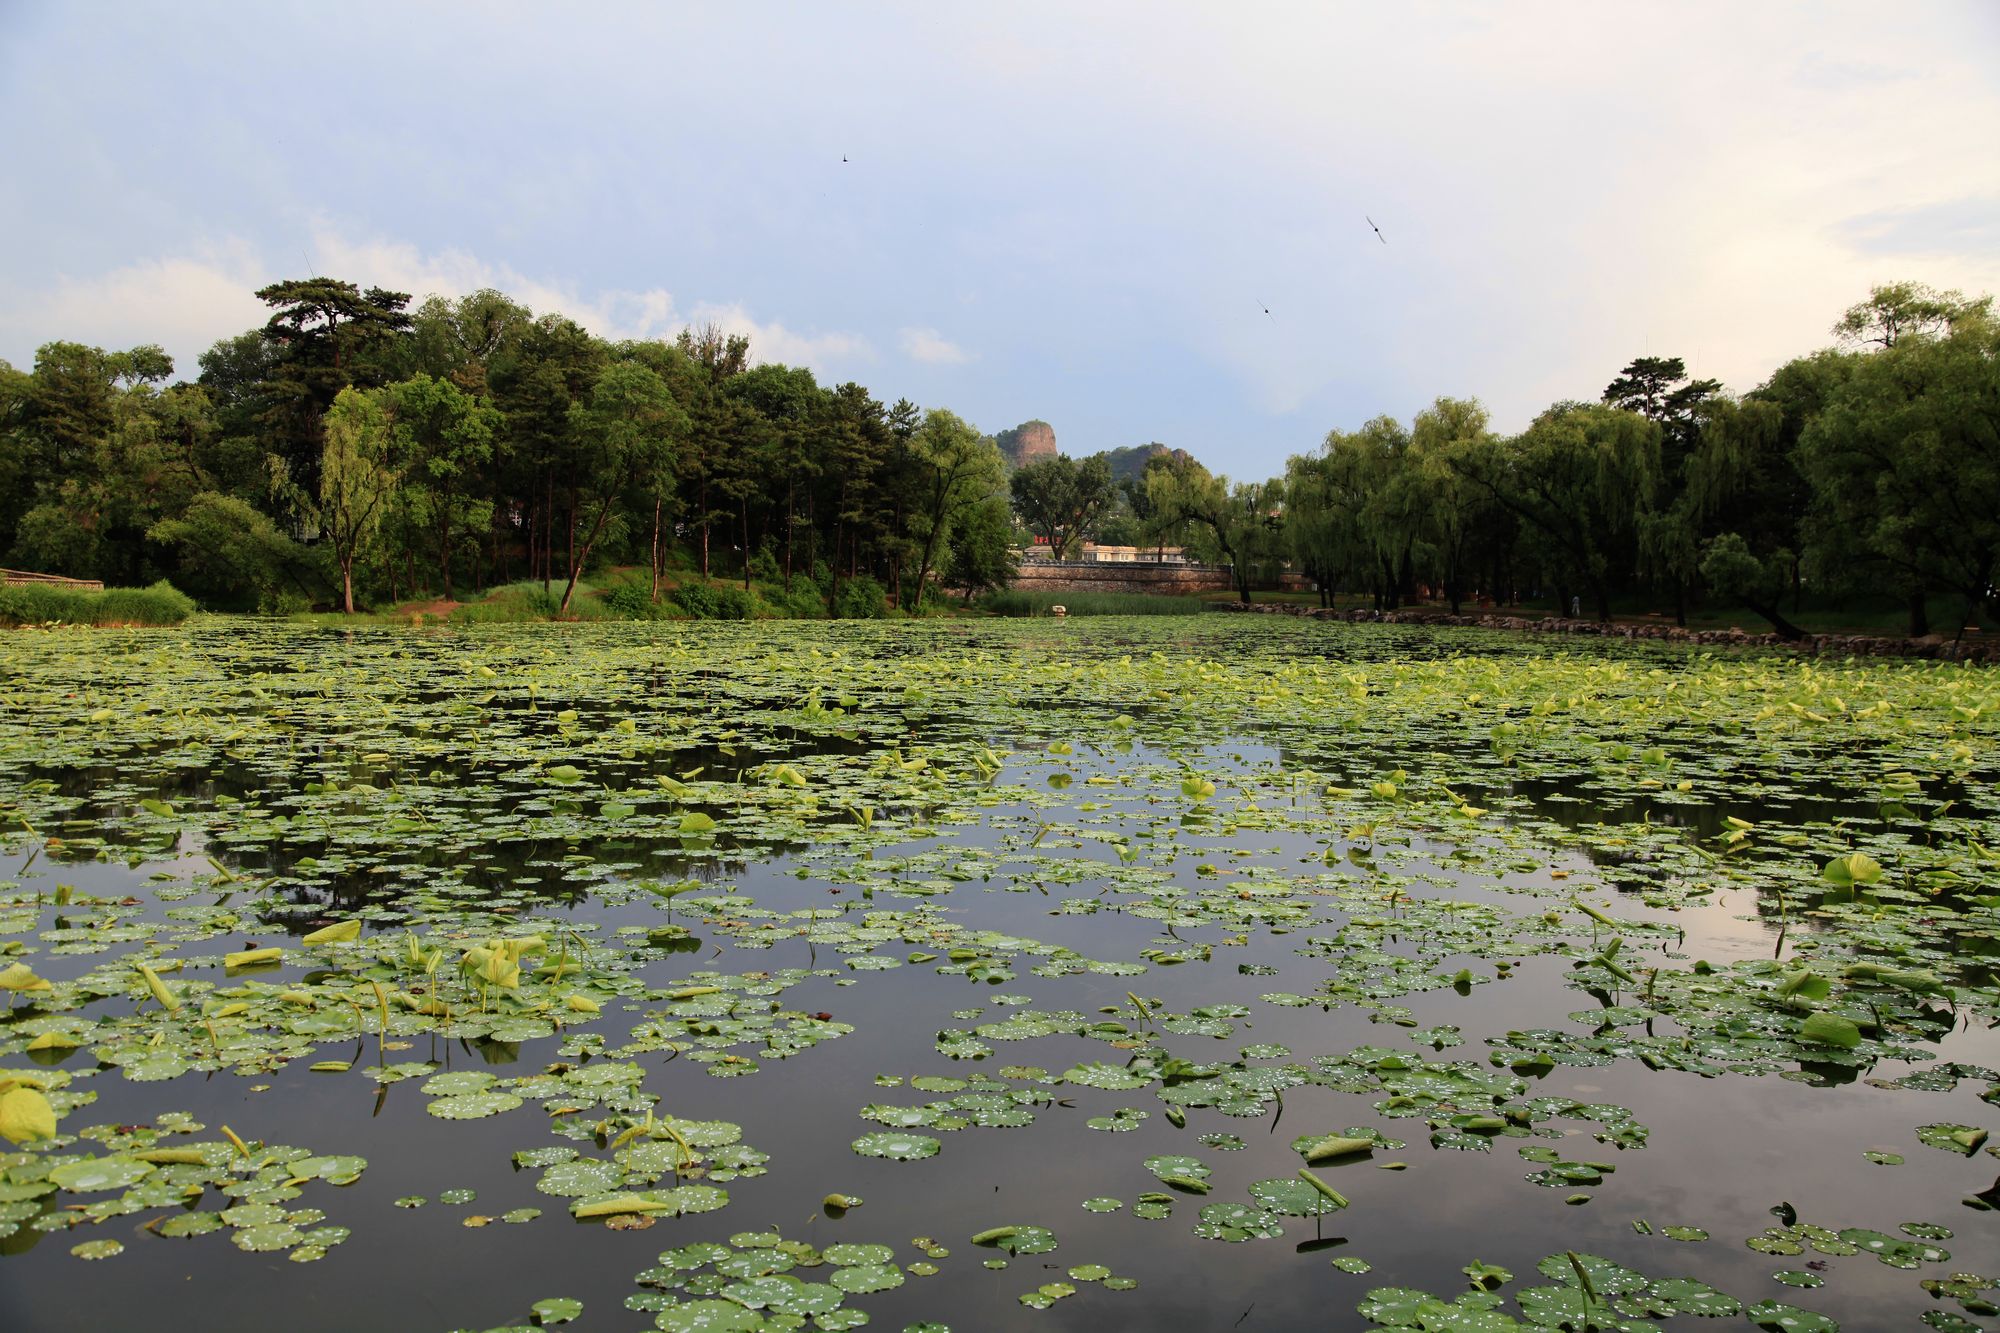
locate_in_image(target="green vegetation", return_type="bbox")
[5,279,1990,634]
[0,619,1994,1332]
[981,588,1210,616]
[0,285,1016,618]
[1271,283,1997,632]
[0,579,194,626]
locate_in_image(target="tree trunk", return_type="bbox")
[341,557,356,614]
[565,501,577,602]
[784,479,795,593]
[1673,579,1686,628]
[1907,588,1929,638]
[741,498,752,593]
[542,471,554,593]
[1745,598,1807,641]
[1594,584,1612,623]
[650,496,663,601]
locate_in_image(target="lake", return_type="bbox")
[1,619,1995,1332]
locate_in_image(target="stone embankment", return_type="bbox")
[1212,601,1997,663]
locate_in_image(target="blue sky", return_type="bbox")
[2,1,1996,479]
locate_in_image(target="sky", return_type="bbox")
[2,1,1996,479]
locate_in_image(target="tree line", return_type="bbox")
[3,278,1993,632]
[0,280,1018,616]
[1006,281,1999,637]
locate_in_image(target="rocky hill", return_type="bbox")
[993,424,1199,481]
[993,420,1058,469]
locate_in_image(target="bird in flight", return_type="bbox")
[842,155,849,163]
[1261,303,1272,318]
[1366,216,1387,244]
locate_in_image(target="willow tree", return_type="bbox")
[1146,456,1282,605]
[318,386,402,613]
[1451,403,1659,622]
[1798,320,2000,637]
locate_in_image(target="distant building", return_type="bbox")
[1080,543,1187,564]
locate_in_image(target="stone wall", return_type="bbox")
[1012,562,1236,595]
[1009,563,1313,596]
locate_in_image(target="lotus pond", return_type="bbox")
[1,619,1996,1333]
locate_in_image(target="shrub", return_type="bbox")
[832,575,887,620]
[0,580,197,627]
[671,582,719,619]
[605,582,657,619]
[713,586,753,621]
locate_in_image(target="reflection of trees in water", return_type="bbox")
[247,832,755,931]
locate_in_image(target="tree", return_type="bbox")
[405,289,533,396]
[1833,281,1994,349]
[943,495,1019,601]
[1682,394,1802,635]
[1699,533,1805,640]
[723,363,822,592]
[386,375,501,600]
[669,324,756,581]
[1603,356,1721,624]
[317,387,402,613]
[1797,320,2000,636]
[1407,397,1497,613]
[148,492,322,612]
[1146,457,1282,604]
[1299,416,1417,609]
[1282,451,1352,606]
[558,362,683,613]
[901,408,1006,610]
[491,316,605,590]
[1010,454,1113,560]
[1450,403,1660,621]
[254,279,414,496]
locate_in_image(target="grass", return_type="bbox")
[0,580,196,627]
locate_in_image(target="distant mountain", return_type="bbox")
[992,420,1058,469]
[992,423,1198,480]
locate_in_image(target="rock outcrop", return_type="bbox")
[994,420,1058,469]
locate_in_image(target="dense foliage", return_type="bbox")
[1265,283,1998,633]
[1,278,1992,629]
[0,283,1018,617]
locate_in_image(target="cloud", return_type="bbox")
[0,225,872,381]
[308,226,682,344]
[0,241,268,374]
[898,327,971,365]
[687,302,875,374]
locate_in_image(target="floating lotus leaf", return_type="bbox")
[822,1243,895,1267]
[850,1132,941,1161]
[537,1160,626,1197]
[653,1299,768,1331]
[427,1091,524,1120]
[828,1262,904,1294]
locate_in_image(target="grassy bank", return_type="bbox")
[0,580,196,627]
